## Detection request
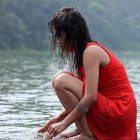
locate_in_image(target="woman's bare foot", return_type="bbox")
[60,129,81,138]
[69,133,97,140]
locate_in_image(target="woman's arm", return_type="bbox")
[37,109,68,133]
[46,45,106,137]
[56,109,68,121]
[62,45,101,126]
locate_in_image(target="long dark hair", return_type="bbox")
[48,7,95,74]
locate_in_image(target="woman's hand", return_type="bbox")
[37,110,68,134]
[37,117,59,133]
[46,121,68,139]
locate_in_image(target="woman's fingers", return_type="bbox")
[47,125,53,135]
[47,125,58,138]
[37,122,50,133]
[37,127,45,133]
[46,134,55,139]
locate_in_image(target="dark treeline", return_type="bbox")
[0,0,140,50]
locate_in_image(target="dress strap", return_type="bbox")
[86,42,99,47]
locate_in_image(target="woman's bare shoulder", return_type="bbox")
[83,45,110,67]
[83,45,103,57]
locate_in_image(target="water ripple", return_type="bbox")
[0,52,139,139]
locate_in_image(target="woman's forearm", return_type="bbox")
[56,109,68,121]
[62,95,95,126]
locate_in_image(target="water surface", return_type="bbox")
[0,51,139,139]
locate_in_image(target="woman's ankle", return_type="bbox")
[60,128,81,138]
[81,130,93,137]
[78,133,97,140]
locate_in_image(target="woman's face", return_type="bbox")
[55,31,74,53]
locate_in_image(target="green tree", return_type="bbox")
[0,0,139,50]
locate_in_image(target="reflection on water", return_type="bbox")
[0,52,139,139]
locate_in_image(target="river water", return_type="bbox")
[0,51,139,140]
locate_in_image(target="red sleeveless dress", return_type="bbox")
[80,42,137,140]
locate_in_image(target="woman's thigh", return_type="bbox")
[53,72,83,100]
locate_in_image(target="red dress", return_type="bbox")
[80,42,137,140]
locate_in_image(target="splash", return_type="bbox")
[35,133,77,140]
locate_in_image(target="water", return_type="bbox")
[0,51,139,140]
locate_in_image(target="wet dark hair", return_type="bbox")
[48,7,96,74]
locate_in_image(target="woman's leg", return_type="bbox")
[52,70,81,137]
[52,72,96,139]
[52,71,81,138]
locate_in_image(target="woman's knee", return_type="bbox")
[52,72,69,91]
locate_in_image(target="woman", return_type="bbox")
[37,7,137,140]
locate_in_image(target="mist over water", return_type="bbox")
[0,52,139,139]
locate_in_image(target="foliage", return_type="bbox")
[0,0,139,50]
